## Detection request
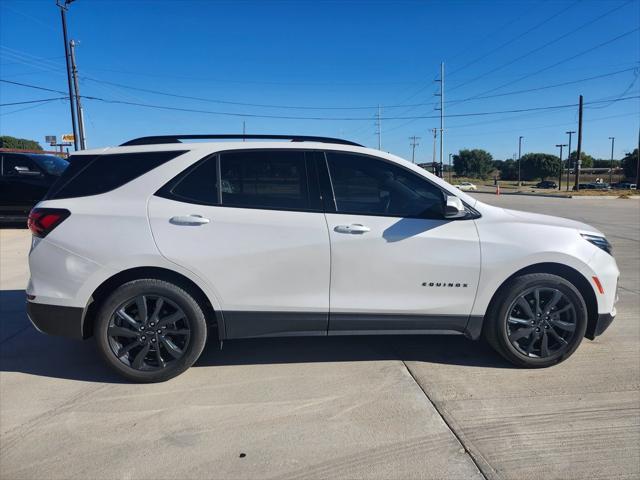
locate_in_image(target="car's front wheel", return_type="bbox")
[95,279,208,382]
[484,273,588,367]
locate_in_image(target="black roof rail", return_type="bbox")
[120,134,363,147]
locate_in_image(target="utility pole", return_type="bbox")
[574,95,583,191]
[242,120,246,140]
[565,130,575,191]
[375,105,382,150]
[448,153,452,183]
[517,136,524,187]
[608,136,615,184]
[435,62,445,178]
[57,0,78,151]
[69,40,86,149]
[431,128,437,175]
[409,136,420,163]
[636,127,640,186]
[556,144,567,190]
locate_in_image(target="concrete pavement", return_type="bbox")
[1,195,638,479]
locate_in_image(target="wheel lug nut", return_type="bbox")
[157,330,162,334]
[141,336,146,340]
[150,322,155,327]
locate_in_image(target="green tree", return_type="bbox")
[520,153,560,181]
[568,150,594,168]
[0,135,43,151]
[593,159,620,168]
[452,149,494,179]
[494,159,517,180]
[622,148,638,180]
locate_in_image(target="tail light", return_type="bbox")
[28,208,70,238]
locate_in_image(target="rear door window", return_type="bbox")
[219,150,310,210]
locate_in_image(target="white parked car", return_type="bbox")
[26,135,619,382]
[455,182,477,191]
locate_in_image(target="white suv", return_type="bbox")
[26,135,619,382]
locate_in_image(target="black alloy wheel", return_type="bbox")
[107,295,191,371]
[506,287,577,358]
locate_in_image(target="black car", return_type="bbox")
[611,182,637,190]
[535,180,558,189]
[572,182,611,191]
[0,152,69,222]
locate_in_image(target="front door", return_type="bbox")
[322,151,481,334]
[149,149,330,338]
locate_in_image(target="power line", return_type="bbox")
[446,2,540,64]
[0,99,61,116]
[78,94,639,121]
[74,66,637,111]
[448,0,581,78]
[3,79,637,120]
[0,78,67,95]
[452,27,640,106]
[448,0,632,92]
[0,97,68,107]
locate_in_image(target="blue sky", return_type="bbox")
[1,0,638,161]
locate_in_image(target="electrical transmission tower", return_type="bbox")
[409,136,421,163]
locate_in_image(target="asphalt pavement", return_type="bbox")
[1,195,638,480]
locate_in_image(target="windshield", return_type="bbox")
[30,154,69,176]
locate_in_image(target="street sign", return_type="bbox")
[45,135,57,146]
[61,134,75,143]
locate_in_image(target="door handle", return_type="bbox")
[170,215,210,226]
[334,224,370,234]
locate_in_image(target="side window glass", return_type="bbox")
[220,150,309,210]
[3,155,41,177]
[169,157,218,204]
[326,152,444,218]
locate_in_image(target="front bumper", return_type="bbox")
[585,311,616,340]
[27,301,85,339]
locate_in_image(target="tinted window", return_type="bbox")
[2,154,42,177]
[168,157,218,204]
[47,150,186,200]
[326,152,444,218]
[220,150,309,210]
[30,154,69,176]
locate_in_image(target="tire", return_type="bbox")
[483,273,588,368]
[95,279,208,382]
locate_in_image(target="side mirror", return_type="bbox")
[444,195,466,219]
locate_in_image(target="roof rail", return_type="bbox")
[120,134,363,147]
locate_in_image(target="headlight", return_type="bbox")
[581,234,612,255]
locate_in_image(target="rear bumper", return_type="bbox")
[27,301,85,339]
[585,311,616,340]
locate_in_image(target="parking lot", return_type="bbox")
[1,195,638,480]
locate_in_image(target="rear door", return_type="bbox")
[321,151,481,334]
[148,149,331,338]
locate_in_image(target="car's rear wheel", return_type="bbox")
[484,273,588,367]
[95,279,207,382]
